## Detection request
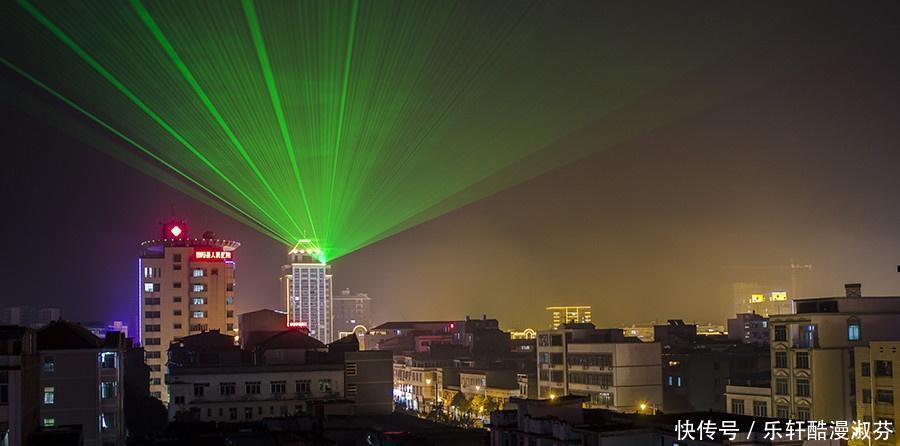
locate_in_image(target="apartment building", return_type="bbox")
[855,341,897,428]
[37,321,126,446]
[167,330,391,421]
[0,326,40,446]
[769,283,900,421]
[536,323,662,412]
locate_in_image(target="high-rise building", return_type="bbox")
[281,249,333,344]
[769,283,900,421]
[332,288,372,339]
[545,306,591,330]
[139,219,238,402]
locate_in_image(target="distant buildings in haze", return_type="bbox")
[545,305,591,330]
[0,306,61,329]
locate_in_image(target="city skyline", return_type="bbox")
[2,0,899,336]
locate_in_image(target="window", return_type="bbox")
[775,351,788,368]
[296,380,311,394]
[100,352,119,369]
[226,283,234,292]
[173,264,182,271]
[173,282,182,289]
[863,389,872,403]
[245,381,261,395]
[538,335,549,346]
[848,324,860,341]
[244,407,253,420]
[795,351,809,369]
[144,283,160,292]
[876,389,894,404]
[173,254,182,262]
[151,378,161,386]
[192,268,205,277]
[226,297,234,305]
[875,360,893,377]
[145,324,160,332]
[42,418,55,427]
[1,382,8,404]
[173,323,182,329]
[173,309,182,316]
[776,405,789,419]
[319,379,332,393]
[753,401,767,417]
[194,383,206,397]
[150,365,161,372]
[774,325,787,342]
[220,382,236,396]
[145,297,160,305]
[226,310,234,318]
[346,384,358,397]
[797,407,810,421]
[145,338,161,345]
[43,386,55,404]
[229,408,237,420]
[862,362,871,376]
[145,311,160,319]
[776,378,789,395]
[173,296,182,303]
[43,356,54,373]
[192,311,207,319]
[192,284,207,292]
[550,335,563,346]
[100,382,117,399]
[271,381,286,394]
[227,323,234,331]
[731,398,745,415]
[796,379,810,397]
[191,298,207,305]
[345,362,358,376]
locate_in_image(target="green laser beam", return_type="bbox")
[2,0,794,260]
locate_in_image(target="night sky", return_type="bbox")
[2,2,899,331]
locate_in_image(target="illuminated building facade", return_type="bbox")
[546,306,592,330]
[139,219,238,402]
[281,249,333,344]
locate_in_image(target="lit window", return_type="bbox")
[100,352,118,369]
[191,298,207,305]
[226,297,234,305]
[192,284,207,292]
[848,321,861,341]
[43,356,55,373]
[100,413,115,430]
[42,418,55,427]
[43,386,55,404]
[192,311,207,319]
[144,283,155,292]
[192,268,205,277]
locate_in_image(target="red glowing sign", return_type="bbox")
[163,221,187,239]
[287,321,308,328]
[193,250,233,262]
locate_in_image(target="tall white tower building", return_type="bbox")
[281,248,333,344]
